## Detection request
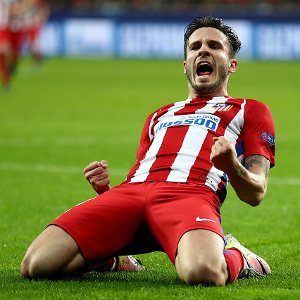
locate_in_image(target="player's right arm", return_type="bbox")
[83,160,111,195]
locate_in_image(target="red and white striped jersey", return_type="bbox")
[125,96,275,204]
[0,0,27,31]
[0,0,14,29]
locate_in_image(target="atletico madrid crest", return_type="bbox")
[212,104,233,111]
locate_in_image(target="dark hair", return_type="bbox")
[184,16,242,59]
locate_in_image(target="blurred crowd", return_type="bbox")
[48,0,300,16]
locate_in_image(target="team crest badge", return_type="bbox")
[212,104,233,111]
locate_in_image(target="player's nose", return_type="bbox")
[198,45,211,57]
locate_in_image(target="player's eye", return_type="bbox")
[211,44,220,50]
[190,43,201,51]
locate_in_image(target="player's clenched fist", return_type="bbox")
[210,136,240,176]
[83,160,111,194]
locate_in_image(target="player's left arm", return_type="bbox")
[210,136,270,207]
[228,154,270,207]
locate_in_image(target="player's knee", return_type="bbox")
[21,253,46,280]
[21,248,57,280]
[180,260,226,286]
[21,255,30,279]
[21,253,36,279]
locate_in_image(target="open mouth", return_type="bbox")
[196,62,213,77]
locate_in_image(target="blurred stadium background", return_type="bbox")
[34,0,300,60]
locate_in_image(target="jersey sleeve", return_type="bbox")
[242,100,275,167]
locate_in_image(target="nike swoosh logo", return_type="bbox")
[196,217,216,223]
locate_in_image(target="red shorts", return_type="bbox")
[0,28,24,52]
[50,182,224,267]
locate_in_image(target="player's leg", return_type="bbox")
[149,183,270,286]
[175,230,269,285]
[29,27,43,65]
[21,225,86,279]
[146,182,231,286]
[175,229,228,286]
[21,183,150,280]
[9,31,23,75]
[224,234,271,280]
[93,255,145,272]
[0,30,12,91]
[0,48,10,89]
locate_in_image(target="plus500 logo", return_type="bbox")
[154,114,221,135]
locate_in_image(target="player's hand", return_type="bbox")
[83,160,111,194]
[210,136,240,176]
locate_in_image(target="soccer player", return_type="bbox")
[0,0,37,92]
[0,0,23,91]
[21,16,275,286]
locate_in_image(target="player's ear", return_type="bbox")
[228,59,237,74]
[183,61,187,75]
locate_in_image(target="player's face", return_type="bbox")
[184,27,237,98]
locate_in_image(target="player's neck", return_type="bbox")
[187,83,229,99]
[188,90,229,99]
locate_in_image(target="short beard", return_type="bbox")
[187,64,228,96]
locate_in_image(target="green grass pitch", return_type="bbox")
[0,58,299,299]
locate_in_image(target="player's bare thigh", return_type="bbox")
[175,229,228,286]
[21,225,85,279]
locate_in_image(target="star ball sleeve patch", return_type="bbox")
[261,131,275,146]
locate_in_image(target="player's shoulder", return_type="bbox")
[246,99,271,113]
[151,101,182,117]
[231,97,270,109]
[155,102,174,113]
[235,98,273,123]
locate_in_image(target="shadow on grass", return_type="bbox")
[79,268,183,285]
[1,268,185,289]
